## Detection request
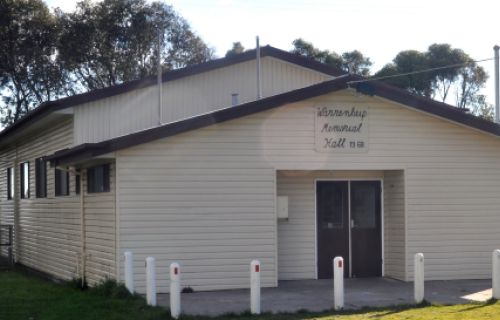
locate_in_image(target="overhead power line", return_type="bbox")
[347,57,495,85]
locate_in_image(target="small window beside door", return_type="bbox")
[87,164,110,193]
[55,168,69,196]
[6,167,14,200]
[20,162,30,199]
[35,157,47,198]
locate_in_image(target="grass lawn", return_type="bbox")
[1,269,499,320]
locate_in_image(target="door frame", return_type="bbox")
[314,178,384,278]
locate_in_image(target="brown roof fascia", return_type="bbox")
[0,46,345,142]
[46,75,354,166]
[353,80,500,136]
[47,74,500,166]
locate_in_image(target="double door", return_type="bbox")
[317,180,382,278]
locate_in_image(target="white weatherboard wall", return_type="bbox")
[0,147,15,259]
[116,89,500,292]
[82,164,117,285]
[0,119,80,280]
[74,57,332,144]
[0,118,117,284]
[116,159,277,293]
[383,170,405,280]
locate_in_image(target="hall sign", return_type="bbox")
[315,105,369,153]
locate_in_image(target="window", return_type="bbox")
[20,162,30,199]
[55,168,69,196]
[87,164,110,193]
[6,167,14,200]
[35,158,47,198]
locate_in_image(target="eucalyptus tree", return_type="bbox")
[0,0,69,125]
[375,43,488,112]
[290,38,372,76]
[56,0,213,91]
[0,0,213,126]
[225,42,245,57]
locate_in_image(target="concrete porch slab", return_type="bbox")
[156,278,492,316]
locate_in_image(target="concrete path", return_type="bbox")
[156,278,493,316]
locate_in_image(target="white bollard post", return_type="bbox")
[493,249,500,299]
[333,256,344,311]
[170,262,181,319]
[124,251,134,294]
[146,257,157,306]
[250,260,261,315]
[414,253,425,304]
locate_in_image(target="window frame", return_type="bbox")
[87,164,110,193]
[20,162,30,199]
[35,157,47,198]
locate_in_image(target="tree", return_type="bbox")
[455,63,488,109]
[290,38,372,76]
[291,38,343,67]
[468,94,494,121]
[374,43,488,111]
[56,0,213,91]
[225,42,245,57]
[375,50,433,97]
[0,0,213,125]
[341,50,372,76]
[0,0,69,125]
[426,44,468,102]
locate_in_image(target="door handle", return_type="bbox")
[351,219,355,228]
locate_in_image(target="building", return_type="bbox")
[1,46,500,293]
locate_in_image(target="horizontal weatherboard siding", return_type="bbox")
[0,119,116,285]
[116,152,276,293]
[0,119,80,280]
[116,89,500,291]
[74,56,332,144]
[383,170,405,280]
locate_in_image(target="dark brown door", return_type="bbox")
[350,181,382,277]
[316,181,349,279]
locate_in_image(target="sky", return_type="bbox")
[46,0,500,105]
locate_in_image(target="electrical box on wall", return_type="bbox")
[277,196,288,220]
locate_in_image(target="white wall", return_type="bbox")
[82,164,117,285]
[0,119,80,280]
[383,170,405,280]
[74,57,332,144]
[0,119,117,284]
[116,89,500,292]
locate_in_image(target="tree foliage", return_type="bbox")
[375,43,489,113]
[0,0,69,125]
[292,39,491,117]
[1,3,494,127]
[291,38,372,76]
[56,0,213,91]
[225,42,245,57]
[375,50,432,97]
[0,0,213,125]
[470,94,494,121]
